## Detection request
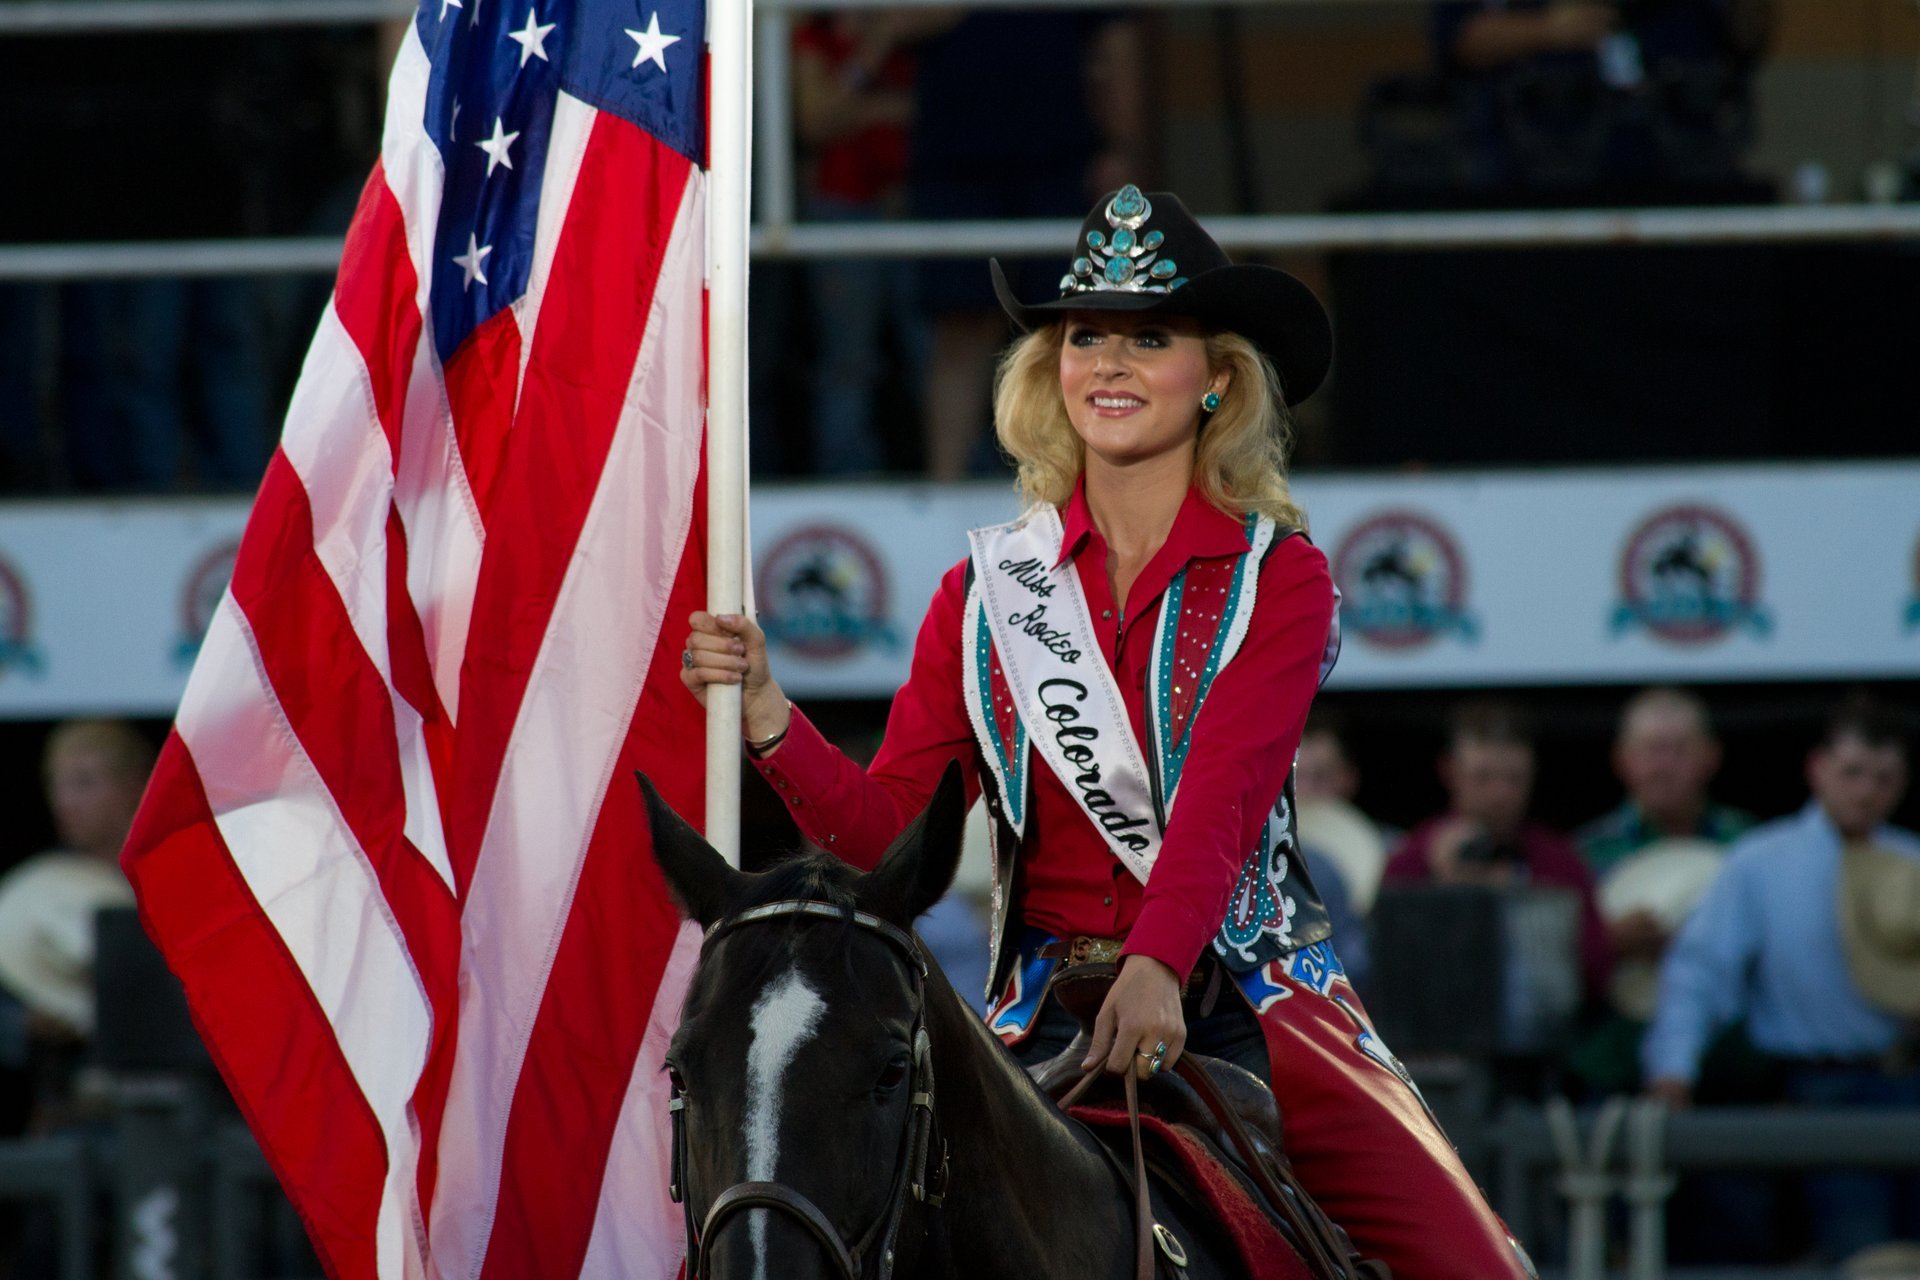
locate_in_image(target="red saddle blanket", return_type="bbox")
[1069,1103,1314,1280]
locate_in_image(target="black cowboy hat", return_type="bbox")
[990,185,1333,407]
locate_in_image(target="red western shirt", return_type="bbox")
[753,479,1337,979]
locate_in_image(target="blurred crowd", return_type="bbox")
[774,682,1920,1269]
[7,1,1918,492]
[1293,687,1920,1269]
[0,686,1914,1272]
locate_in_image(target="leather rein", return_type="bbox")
[668,901,949,1280]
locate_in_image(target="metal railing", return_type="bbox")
[2,0,1916,282]
[1,1087,1914,1279]
[1494,1100,1920,1280]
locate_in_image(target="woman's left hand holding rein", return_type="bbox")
[1082,953,1186,1080]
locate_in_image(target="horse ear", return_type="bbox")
[863,761,968,926]
[635,772,747,928]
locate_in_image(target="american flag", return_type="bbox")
[121,0,711,1274]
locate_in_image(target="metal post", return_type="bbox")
[1547,1096,1626,1280]
[114,1074,210,1280]
[754,6,795,239]
[1625,1100,1677,1280]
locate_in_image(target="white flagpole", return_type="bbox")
[705,0,751,866]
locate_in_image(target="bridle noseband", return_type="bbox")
[669,901,950,1280]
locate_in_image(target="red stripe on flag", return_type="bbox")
[229,455,460,957]
[124,735,387,1280]
[334,164,422,458]
[443,118,694,888]
[441,310,522,523]
[229,454,463,1208]
[478,459,707,1278]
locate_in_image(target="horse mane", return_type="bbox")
[733,851,862,915]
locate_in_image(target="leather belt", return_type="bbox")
[1037,935,1126,967]
[1036,935,1225,1008]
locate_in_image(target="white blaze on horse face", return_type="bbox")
[744,965,827,1280]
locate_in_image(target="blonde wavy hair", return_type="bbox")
[990,322,1306,530]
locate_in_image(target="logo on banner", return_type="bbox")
[757,524,900,661]
[1331,510,1479,650]
[1906,532,1920,633]
[175,539,240,666]
[0,553,43,679]
[1611,504,1771,645]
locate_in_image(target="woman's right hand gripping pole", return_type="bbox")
[680,612,793,747]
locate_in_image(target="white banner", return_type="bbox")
[0,501,247,718]
[2,461,1916,716]
[750,462,1920,695]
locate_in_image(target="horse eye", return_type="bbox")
[874,1056,911,1094]
[665,1063,686,1095]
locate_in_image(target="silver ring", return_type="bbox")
[1148,1057,1164,1075]
[682,649,694,669]
[1153,1041,1168,1057]
[1135,1049,1154,1061]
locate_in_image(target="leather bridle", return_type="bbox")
[668,901,949,1280]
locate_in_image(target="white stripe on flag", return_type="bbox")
[382,21,484,723]
[178,599,434,1280]
[428,171,708,1280]
[511,90,596,420]
[279,304,456,891]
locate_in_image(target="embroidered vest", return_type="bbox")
[961,506,1340,997]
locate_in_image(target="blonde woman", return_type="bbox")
[682,186,1533,1278]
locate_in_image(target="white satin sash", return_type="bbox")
[966,506,1280,884]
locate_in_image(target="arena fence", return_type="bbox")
[1495,1099,1920,1280]
[2,0,1917,283]
[0,1090,1915,1278]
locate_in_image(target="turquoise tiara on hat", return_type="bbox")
[1060,185,1188,297]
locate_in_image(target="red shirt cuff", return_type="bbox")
[1120,899,1214,981]
[747,706,902,869]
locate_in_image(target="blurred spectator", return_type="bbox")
[1568,687,1754,1093]
[1577,686,1754,878]
[1294,711,1391,919]
[1430,0,1772,191]
[1645,696,1920,1262]
[792,12,929,476]
[0,721,154,1132]
[919,799,995,1014]
[74,279,273,492]
[911,11,1146,480]
[1384,699,1609,997]
[1312,846,1372,997]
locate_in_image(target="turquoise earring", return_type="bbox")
[1201,391,1222,413]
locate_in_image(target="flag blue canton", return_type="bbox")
[415,0,705,361]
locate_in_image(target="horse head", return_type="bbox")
[636,763,968,1280]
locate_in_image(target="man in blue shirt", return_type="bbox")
[1645,697,1920,1259]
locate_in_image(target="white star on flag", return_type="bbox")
[507,8,557,67]
[476,118,520,176]
[453,233,493,290]
[439,0,462,18]
[468,0,484,27]
[625,13,680,73]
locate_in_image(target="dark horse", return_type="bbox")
[640,765,1266,1280]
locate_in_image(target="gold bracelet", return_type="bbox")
[744,701,793,757]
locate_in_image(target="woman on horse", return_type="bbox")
[681,186,1535,1279]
